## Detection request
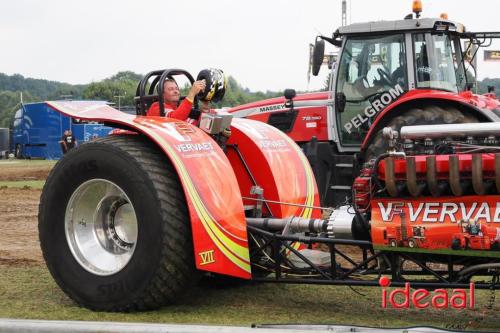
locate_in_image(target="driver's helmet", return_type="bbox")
[197,68,227,103]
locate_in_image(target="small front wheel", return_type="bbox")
[408,239,416,248]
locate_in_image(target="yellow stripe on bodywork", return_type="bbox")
[177,167,251,270]
[135,123,251,273]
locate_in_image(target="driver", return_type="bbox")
[391,52,406,87]
[147,78,206,123]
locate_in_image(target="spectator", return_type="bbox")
[60,130,77,155]
[59,130,69,155]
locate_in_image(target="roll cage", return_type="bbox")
[134,68,196,116]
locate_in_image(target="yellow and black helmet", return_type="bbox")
[196,68,227,103]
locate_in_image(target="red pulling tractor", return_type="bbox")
[39,4,500,312]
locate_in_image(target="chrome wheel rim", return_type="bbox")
[65,179,138,276]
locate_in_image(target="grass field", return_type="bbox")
[0,265,499,331]
[0,180,45,189]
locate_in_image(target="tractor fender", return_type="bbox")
[361,91,500,151]
[226,118,321,219]
[47,101,251,279]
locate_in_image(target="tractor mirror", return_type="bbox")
[284,89,296,109]
[312,39,325,76]
[284,89,296,100]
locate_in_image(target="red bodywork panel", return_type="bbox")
[47,101,322,278]
[228,92,329,142]
[361,90,500,150]
[229,89,499,149]
[227,118,321,219]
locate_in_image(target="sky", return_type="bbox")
[0,0,499,92]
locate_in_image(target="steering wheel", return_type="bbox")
[377,68,394,86]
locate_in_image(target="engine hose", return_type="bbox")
[353,211,371,241]
[458,263,500,277]
[371,153,391,192]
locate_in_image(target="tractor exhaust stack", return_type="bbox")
[401,122,500,140]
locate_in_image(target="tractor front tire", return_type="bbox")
[39,135,197,311]
[408,239,416,248]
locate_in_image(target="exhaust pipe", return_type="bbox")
[472,154,487,195]
[406,156,424,197]
[385,157,399,197]
[449,155,464,196]
[426,156,442,197]
[401,122,500,140]
[495,154,500,193]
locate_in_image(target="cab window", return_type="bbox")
[336,34,407,145]
[413,33,460,92]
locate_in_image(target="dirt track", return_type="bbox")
[0,187,43,266]
[0,161,51,267]
[0,161,365,270]
[0,161,53,181]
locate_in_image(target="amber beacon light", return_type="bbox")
[412,0,423,18]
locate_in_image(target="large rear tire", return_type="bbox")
[39,135,197,311]
[365,105,477,161]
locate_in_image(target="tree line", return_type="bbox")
[0,71,281,128]
[1,71,500,129]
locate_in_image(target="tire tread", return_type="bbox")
[39,134,197,311]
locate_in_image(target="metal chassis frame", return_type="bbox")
[248,226,500,290]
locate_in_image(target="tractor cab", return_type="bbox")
[229,1,499,208]
[302,8,500,207]
[313,17,471,150]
